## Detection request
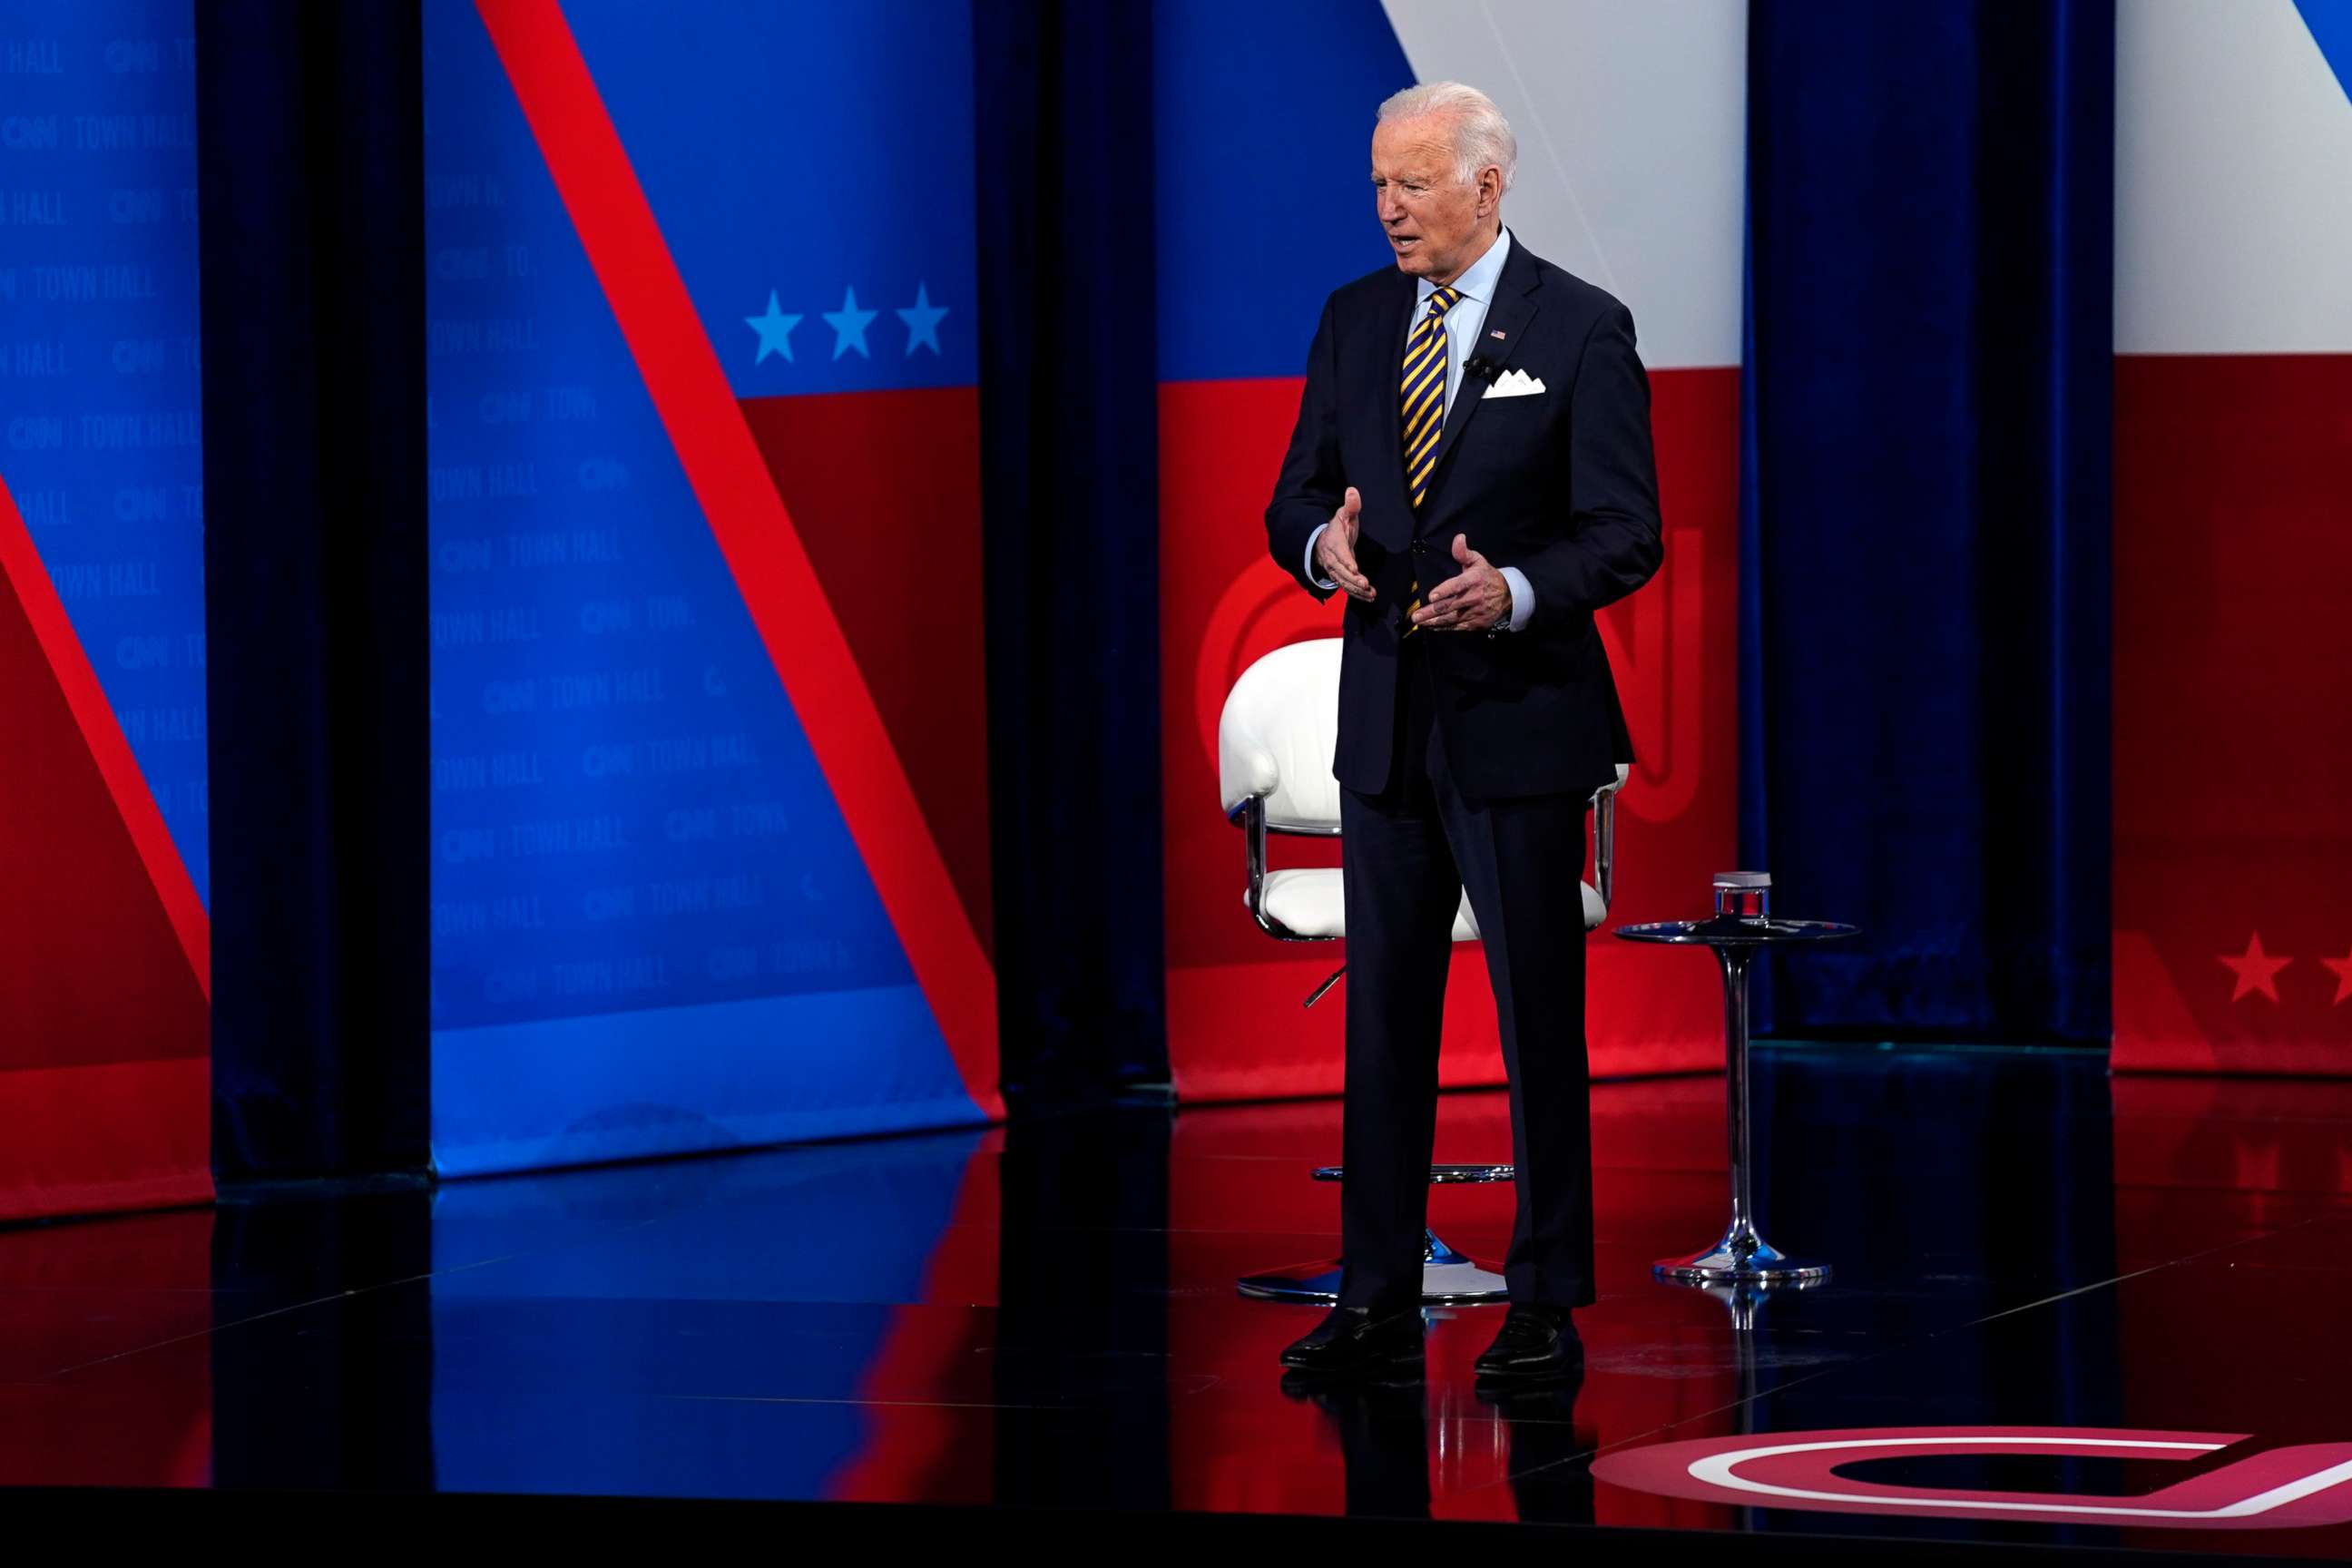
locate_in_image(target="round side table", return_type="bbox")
[1614,913,1857,1288]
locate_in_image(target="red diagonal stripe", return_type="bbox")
[475,0,1000,1116]
[0,475,209,998]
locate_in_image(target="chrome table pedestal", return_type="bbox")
[1614,913,1857,1289]
[1236,1163,1514,1305]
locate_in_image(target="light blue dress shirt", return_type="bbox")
[1307,225,1534,632]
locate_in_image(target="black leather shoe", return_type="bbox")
[1474,1305,1583,1380]
[1279,1305,1426,1376]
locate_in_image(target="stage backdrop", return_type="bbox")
[1154,0,1744,1101]
[424,0,997,1175]
[0,1,211,1220]
[2110,0,2352,1074]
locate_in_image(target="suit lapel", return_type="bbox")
[1414,240,1543,527]
[1359,270,1420,547]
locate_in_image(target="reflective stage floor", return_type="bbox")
[5,1045,2352,1558]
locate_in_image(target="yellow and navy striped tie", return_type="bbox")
[1400,284,1460,632]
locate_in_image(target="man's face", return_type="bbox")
[1370,113,1497,283]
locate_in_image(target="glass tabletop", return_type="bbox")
[1613,916,1859,946]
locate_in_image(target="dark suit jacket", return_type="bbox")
[1265,234,1662,800]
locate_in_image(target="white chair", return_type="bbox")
[1218,637,1628,1304]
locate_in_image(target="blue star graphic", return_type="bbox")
[822,286,877,360]
[896,283,948,357]
[745,290,801,365]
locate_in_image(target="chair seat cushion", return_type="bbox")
[1255,869,1604,940]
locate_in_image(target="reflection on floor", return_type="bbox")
[4,1047,2351,1556]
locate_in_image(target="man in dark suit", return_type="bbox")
[1267,81,1662,1379]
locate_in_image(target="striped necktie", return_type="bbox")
[1400,284,1461,632]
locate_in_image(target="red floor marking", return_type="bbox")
[474,0,1000,1116]
[0,475,208,997]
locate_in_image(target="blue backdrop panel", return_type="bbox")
[1740,0,2112,1041]
[0,2,208,902]
[562,1,979,397]
[2298,0,2352,100]
[1154,0,1412,382]
[425,0,982,1176]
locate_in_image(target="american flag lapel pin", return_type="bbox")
[1490,328,1507,340]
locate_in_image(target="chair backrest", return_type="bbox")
[1220,639,1636,833]
[1219,639,1343,831]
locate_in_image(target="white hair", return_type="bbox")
[1376,80,1517,192]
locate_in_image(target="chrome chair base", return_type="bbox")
[1239,1163,1514,1305]
[1309,1163,1514,1186]
[1237,1230,1509,1305]
[1653,1225,1830,1288]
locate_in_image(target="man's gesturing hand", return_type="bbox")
[1413,534,1512,632]
[1316,486,1376,602]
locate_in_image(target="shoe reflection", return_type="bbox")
[1276,1359,1597,1524]
[1280,1369,1432,1518]
[1479,1367,1595,1525]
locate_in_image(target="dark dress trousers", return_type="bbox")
[1264,236,1662,1310]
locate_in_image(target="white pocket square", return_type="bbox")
[1483,368,1546,398]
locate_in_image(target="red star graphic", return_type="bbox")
[2324,946,2352,1006]
[2220,932,2290,1003]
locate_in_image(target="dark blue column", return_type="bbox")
[1740,0,2114,1043]
[974,0,1169,1103]
[200,1,429,1175]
